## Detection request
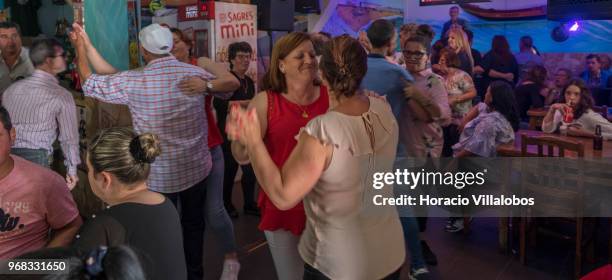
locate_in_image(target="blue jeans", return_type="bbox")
[11,148,51,167]
[165,146,238,280]
[400,215,426,270]
[205,146,237,254]
[394,158,427,271]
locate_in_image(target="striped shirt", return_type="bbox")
[2,70,80,176]
[82,56,214,193]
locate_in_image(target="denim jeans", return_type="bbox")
[204,146,237,254]
[11,148,51,167]
[400,215,427,270]
[394,157,427,271]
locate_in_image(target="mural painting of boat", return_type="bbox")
[460,3,547,21]
[336,2,403,32]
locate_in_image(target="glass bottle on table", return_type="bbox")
[593,125,603,151]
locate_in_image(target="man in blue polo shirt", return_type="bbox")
[361,19,414,118]
[360,19,432,280]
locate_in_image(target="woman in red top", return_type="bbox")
[170,28,243,280]
[231,32,329,280]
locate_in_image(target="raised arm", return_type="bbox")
[70,30,93,81]
[229,107,328,210]
[73,23,118,75]
[231,91,268,164]
[542,103,566,134]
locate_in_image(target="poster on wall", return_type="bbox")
[213,2,257,87]
[128,0,140,69]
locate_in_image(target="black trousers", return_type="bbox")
[303,263,401,280]
[165,179,207,280]
[442,124,461,158]
[221,140,257,209]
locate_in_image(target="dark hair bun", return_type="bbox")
[129,133,161,164]
[320,35,367,99]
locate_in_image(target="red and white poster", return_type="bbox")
[213,2,257,85]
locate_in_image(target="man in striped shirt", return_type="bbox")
[2,38,80,189]
[72,23,223,280]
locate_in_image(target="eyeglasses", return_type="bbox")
[234,54,252,60]
[52,52,67,58]
[402,50,427,58]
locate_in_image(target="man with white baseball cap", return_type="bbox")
[139,23,174,55]
[70,23,222,280]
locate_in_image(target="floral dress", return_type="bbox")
[452,103,515,157]
[444,68,475,125]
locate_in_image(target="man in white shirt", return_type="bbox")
[2,38,80,189]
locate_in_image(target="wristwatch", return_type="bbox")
[206,81,214,92]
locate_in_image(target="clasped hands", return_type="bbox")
[226,104,262,149]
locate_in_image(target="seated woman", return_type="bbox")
[447,81,519,232]
[72,128,186,280]
[514,65,548,120]
[227,35,405,280]
[454,80,520,158]
[542,78,612,139]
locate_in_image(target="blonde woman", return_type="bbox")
[434,28,474,75]
[73,128,186,280]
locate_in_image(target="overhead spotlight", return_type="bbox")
[551,20,581,42]
[569,21,580,32]
[551,24,569,42]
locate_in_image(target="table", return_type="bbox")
[497,130,612,158]
[527,107,612,130]
[495,130,612,258]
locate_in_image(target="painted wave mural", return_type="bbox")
[321,1,612,54]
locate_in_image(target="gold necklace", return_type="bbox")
[293,102,309,119]
[286,94,311,119]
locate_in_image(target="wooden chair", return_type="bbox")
[496,144,521,253]
[519,133,590,279]
[526,108,548,130]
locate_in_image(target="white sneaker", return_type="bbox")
[410,267,430,280]
[220,259,240,280]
